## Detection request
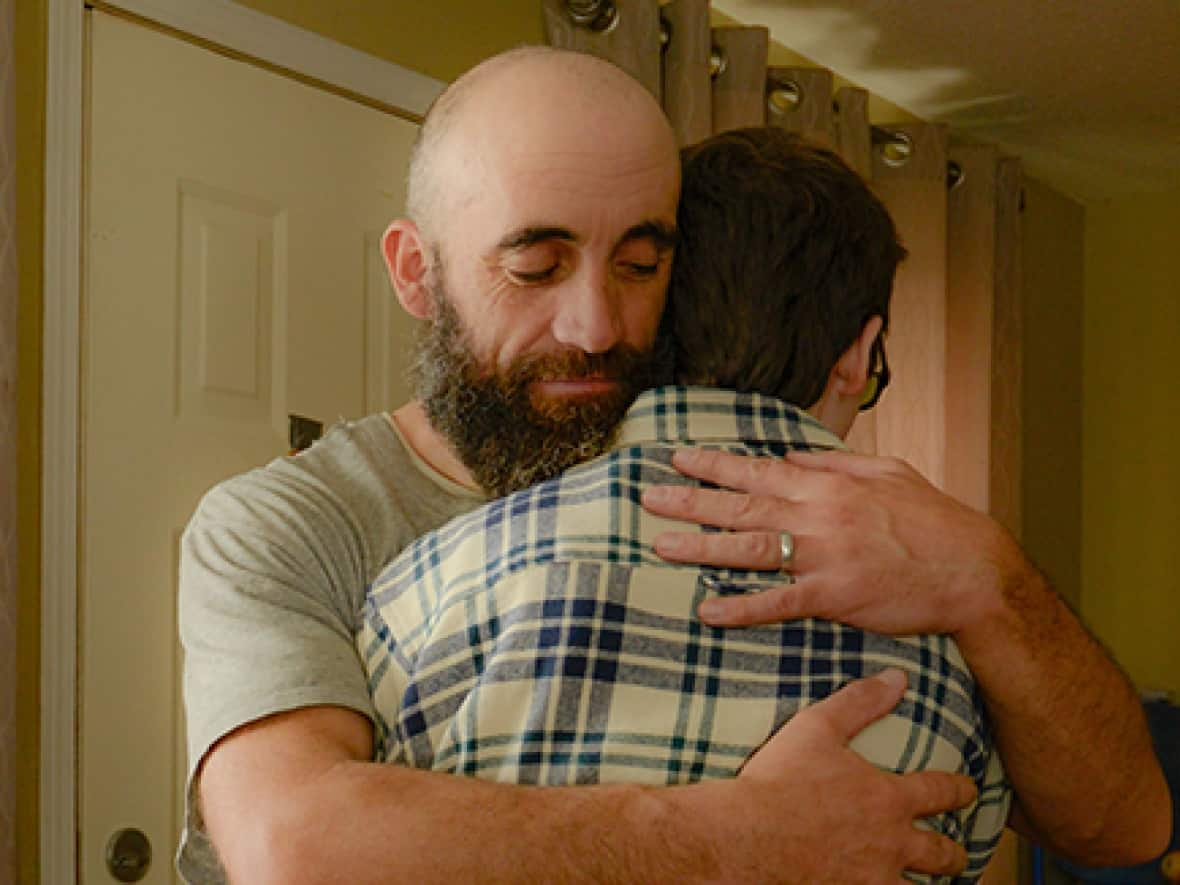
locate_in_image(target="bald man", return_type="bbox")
[180,46,1169,884]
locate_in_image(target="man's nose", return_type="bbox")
[551,265,623,354]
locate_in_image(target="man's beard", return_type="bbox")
[411,288,672,498]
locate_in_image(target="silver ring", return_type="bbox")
[779,531,795,572]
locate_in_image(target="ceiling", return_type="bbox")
[712,0,1180,205]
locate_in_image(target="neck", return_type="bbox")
[805,394,855,441]
[390,401,481,491]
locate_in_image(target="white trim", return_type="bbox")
[41,2,83,880]
[95,0,443,117]
[40,3,444,882]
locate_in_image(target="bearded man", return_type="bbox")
[180,46,1169,885]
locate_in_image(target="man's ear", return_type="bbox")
[382,219,435,319]
[831,315,884,397]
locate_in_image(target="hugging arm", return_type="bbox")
[199,673,974,884]
[184,464,974,884]
[643,447,1171,866]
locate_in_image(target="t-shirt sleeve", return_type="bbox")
[179,464,377,775]
[176,416,479,882]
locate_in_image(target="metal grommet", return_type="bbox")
[709,46,728,79]
[946,160,966,190]
[766,77,802,116]
[874,128,913,167]
[565,0,618,33]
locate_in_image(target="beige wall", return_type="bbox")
[1083,190,1180,698]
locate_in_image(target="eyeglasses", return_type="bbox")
[858,335,891,412]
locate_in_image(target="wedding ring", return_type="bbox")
[779,531,795,573]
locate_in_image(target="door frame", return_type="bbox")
[41,1,443,880]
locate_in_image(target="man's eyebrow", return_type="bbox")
[496,227,576,250]
[620,220,679,251]
[496,222,679,252]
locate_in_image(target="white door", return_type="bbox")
[81,10,422,881]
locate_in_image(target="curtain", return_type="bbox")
[540,0,1022,517]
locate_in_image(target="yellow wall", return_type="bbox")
[1083,190,1180,697]
[1020,179,1084,609]
[232,0,544,82]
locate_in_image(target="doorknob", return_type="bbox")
[105,827,152,882]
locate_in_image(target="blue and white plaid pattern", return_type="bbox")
[358,386,1010,881]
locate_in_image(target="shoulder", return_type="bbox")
[189,414,396,527]
[187,413,473,581]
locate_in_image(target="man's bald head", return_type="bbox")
[384,46,680,495]
[406,46,676,245]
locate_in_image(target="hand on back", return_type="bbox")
[642,447,1026,635]
[698,669,975,884]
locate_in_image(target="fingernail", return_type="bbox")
[654,534,684,553]
[642,487,671,505]
[698,599,726,621]
[875,668,907,691]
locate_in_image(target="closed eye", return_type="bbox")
[616,255,667,280]
[506,265,558,285]
[620,262,659,278]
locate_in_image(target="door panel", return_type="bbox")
[82,11,420,881]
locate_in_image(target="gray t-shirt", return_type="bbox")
[177,413,481,883]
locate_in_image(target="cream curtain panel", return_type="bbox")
[542,0,1023,528]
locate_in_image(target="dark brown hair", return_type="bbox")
[667,127,906,408]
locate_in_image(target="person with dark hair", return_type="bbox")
[355,127,1009,881]
[667,128,899,413]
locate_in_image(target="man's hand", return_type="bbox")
[724,669,976,883]
[641,447,1023,635]
[643,446,1172,866]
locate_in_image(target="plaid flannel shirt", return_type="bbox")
[358,386,1010,881]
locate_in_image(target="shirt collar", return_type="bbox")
[614,386,845,451]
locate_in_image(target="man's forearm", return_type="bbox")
[954,558,1171,865]
[257,762,717,885]
[204,680,977,884]
[640,448,1173,867]
[204,709,713,885]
